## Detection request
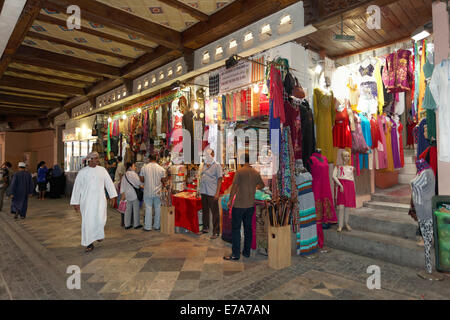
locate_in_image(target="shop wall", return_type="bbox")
[29,130,55,169]
[432,1,450,195]
[4,130,54,172]
[0,133,5,166]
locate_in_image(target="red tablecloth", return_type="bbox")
[172,192,202,233]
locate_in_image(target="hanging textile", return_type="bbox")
[284,100,302,160]
[376,115,388,170]
[382,49,414,94]
[347,77,359,112]
[294,172,318,256]
[269,65,285,123]
[418,40,427,116]
[429,59,450,162]
[375,59,385,115]
[413,42,420,117]
[398,121,404,168]
[415,118,429,159]
[359,114,372,170]
[332,100,352,149]
[107,122,111,160]
[209,74,220,96]
[299,99,316,172]
[390,118,401,169]
[161,104,168,134]
[313,88,335,163]
[251,85,261,117]
[385,118,394,172]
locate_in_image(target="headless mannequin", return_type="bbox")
[332,151,355,232]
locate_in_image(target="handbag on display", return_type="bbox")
[92,118,99,136]
[125,174,143,202]
[292,77,306,99]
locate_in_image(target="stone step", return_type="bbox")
[400,163,416,175]
[323,227,430,269]
[399,173,416,184]
[363,201,410,213]
[371,193,410,205]
[348,207,417,239]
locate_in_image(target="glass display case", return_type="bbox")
[64,139,97,172]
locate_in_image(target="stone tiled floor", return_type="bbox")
[1,197,449,300]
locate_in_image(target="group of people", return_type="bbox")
[70,148,265,261]
[1,161,66,219]
[71,152,168,252]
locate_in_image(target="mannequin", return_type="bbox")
[333,150,356,232]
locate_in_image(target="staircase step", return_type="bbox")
[399,173,415,184]
[363,201,410,213]
[323,228,430,269]
[349,207,417,239]
[371,193,410,205]
[400,163,416,175]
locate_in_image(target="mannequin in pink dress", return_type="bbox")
[309,150,338,248]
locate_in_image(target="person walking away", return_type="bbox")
[37,162,48,200]
[70,152,117,253]
[107,151,118,181]
[224,152,264,261]
[199,149,222,239]
[121,162,143,229]
[49,164,64,198]
[140,154,167,231]
[7,162,34,219]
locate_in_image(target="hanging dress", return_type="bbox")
[313,88,335,163]
[398,122,405,167]
[332,103,352,149]
[385,119,394,172]
[284,100,302,160]
[422,59,437,141]
[299,99,316,172]
[377,116,388,169]
[294,172,318,256]
[391,118,401,169]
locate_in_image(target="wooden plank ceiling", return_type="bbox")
[0,0,434,130]
[297,0,433,58]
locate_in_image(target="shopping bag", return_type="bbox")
[221,195,235,243]
[118,200,127,214]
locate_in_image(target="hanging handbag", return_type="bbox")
[91,117,99,136]
[292,77,306,99]
[125,173,143,201]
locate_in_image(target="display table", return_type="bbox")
[172,192,202,233]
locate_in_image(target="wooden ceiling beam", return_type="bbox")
[0,75,85,96]
[182,0,299,49]
[0,0,42,79]
[15,46,121,78]
[35,14,155,53]
[0,87,68,100]
[44,0,182,50]
[158,0,209,21]
[0,104,49,113]
[26,31,136,62]
[0,94,60,109]
[6,67,93,86]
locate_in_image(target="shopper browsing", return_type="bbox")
[140,154,167,231]
[224,152,265,261]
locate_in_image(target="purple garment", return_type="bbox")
[284,100,302,160]
[390,119,401,169]
[360,81,378,99]
[416,118,429,158]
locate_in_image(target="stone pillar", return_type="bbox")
[432,2,450,195]
[53,126,64,167]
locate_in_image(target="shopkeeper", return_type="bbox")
[198,148,222,239]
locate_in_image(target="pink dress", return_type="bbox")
[377,116,388,169]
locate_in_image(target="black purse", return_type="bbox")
[125,173,143,202]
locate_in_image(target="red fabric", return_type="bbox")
[370,117,381,149]
[172,193,203,233]
[419,146,437,176]
[336,179,356,208]
[259,90,270,116]
[332,108,352,148]
[398,123,404,167]
[270,66,285,123]
[316,223,324,248]
[220,172,235,194]
[407,120,417,145]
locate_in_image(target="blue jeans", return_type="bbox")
[144,196,161,230]
[232,207,254,259]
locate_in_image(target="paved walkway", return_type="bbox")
[0,197,449,300]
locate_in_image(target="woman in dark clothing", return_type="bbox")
[49,165,65,198]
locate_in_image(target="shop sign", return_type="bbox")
[219,60,252,94]
[63,128,78,142]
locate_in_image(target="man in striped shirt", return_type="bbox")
[140,154,167,231]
